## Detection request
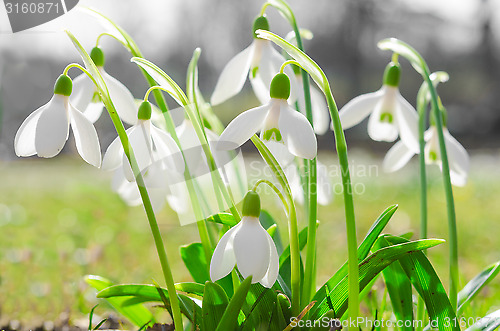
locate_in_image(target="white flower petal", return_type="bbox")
[150,125,185,173]
[217,103,271,150]
[383,140,415,172]
[444,130,469,186]
[310,86,330,135]
[34,95,70,158]
[317,161,333,205]
[339,90,383,129]
[233,217,270,282]
[82,102,104,123]
[210,224,240,281]
[123,122,153,181]
[367,103,398,142]
[211,43,255,105]
[14,104,46,157]
[278,104,317,159]
[286,164,305,205]
[249,74,271,105]
[102,69,138,125]
[396,94,419,153]
[102,136,124,171]
[69,104,102,167]
[259,233,279,288]
[263,140,295,168]
[70,73,95,112]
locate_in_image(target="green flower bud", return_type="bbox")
[90,47,105,67]
[270,73,291,100]
[53,74,73,96]
[137,101,152,120]
[242,191,261,218]
[253,16,270,39]
[383,62,400,87]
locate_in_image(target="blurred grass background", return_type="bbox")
[1,150,499,327]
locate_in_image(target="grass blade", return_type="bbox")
[458,261,500,314]
[216,277,252,331]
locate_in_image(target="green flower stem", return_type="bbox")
[252,179,289,211]
[251,135,300,316]
[143,86,213,263]
[144,85,241,224]
[63,64,184,329]
[378,39,459,311]
[416,78,429,331]
[276,12,318,306]
[95,31,214,265]
[427,78,459,311]
[255,29,360,326]
[324,84,360,325]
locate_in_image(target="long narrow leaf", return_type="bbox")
[85,276,154,328]
[311,205,398,311]
[180,243,210,284]
[202,282,229,331]
[458,261,500,314]
[384,235,459,331]
[376,237,414,331]
[216,277,252,331]
[466,309,500,331]
[310,239,444,320]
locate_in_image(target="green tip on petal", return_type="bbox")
[242,191,261,217]
[53,74,73,96]
[383,62,400,87]
[137,101,152,120]
[90,47,105,67]
[253,16,269,39]
[270,73,290,100]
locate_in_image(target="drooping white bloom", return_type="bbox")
[14,74,101,168]
[286,161,333,205]
[339,62,419,153]
[210,191,279,287]
[217,73,317,160]
[295,73,330,135]
[102,102,184,183]
[211,16,297,105]
[383,126,470,186]
[70,47,137,124]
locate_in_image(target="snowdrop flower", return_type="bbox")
[211,16,297,105]
[210,191,279,287]
[217,73,317,160]
[383,124,470,186]
[286,161,333,205]
[294,70,330,135]
[102,101,184,183]
[339,62,419,152]
[70,47,137,124]
[14,74,101,167]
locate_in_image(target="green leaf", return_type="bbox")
[180,243,210,284]
[377,38,427,75]
[65,31,108,98]
[82,8,142,57]
[205,213,237,227]
[312,205,398,308]
[84,275,154,328]
[260,210,284,255]
[279,225,310,292]
[309,238,444,321]
[96,283,203,322]
[202,282,229,331]
[186,47,201,107]
[376,237,414,330]
[267,0,295,26]
[216,277,252,330]
[241,285,279,331]
[131,57,187,106]
[458,261,500,314]
[466,309,500,331]
[384,235,459,331]
[255,30,326,93]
